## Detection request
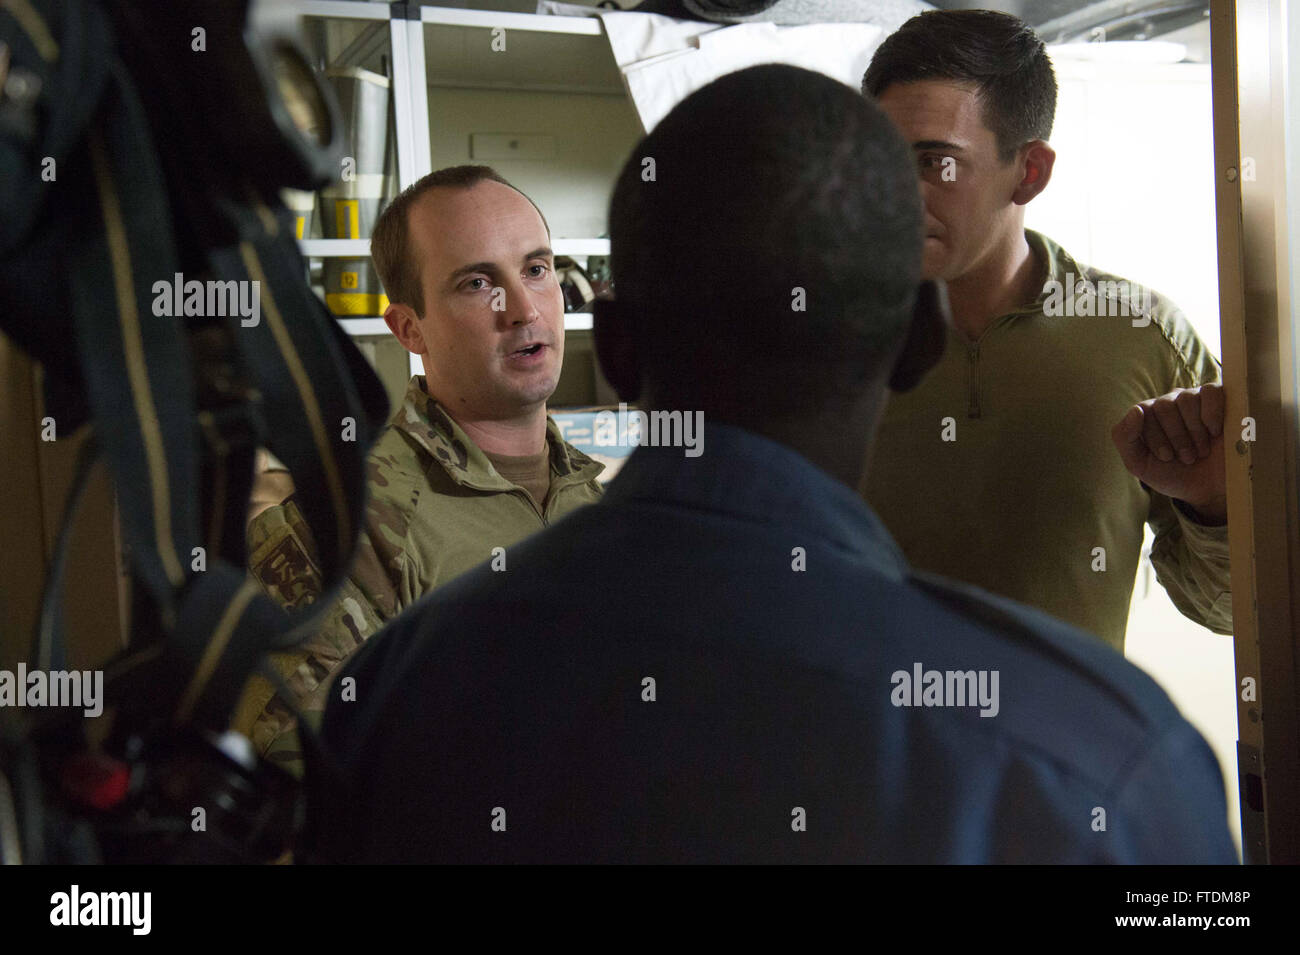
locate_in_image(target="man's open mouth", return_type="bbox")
[511,344,544,357]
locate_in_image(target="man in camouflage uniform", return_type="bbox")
[234,166,605,774]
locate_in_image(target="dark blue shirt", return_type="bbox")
[307,422,1237,863]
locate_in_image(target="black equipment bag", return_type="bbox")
[0,0,389,861]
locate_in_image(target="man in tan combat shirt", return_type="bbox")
[862,11,1232,651]
[234,166,605,775]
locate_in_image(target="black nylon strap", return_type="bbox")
[72,72,197,617]
[209,212,388,646]
[168,569,289,731]
[0,0,111,260]
[1,0,113,411]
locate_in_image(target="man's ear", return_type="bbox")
[383,303,427,355]
[888,280,950,393]
[1012,140,1055,206]
[593,297,641,403]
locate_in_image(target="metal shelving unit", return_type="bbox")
[296,1,619,379]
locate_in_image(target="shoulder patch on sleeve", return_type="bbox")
[248,499,324,611]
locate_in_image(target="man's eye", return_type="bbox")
[919,155,946,169]
[464,277,488,291]
[527,264,550,278]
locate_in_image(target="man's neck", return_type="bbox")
[432,393,549,457]
[691,390,886,492]
[945,230,1044,342]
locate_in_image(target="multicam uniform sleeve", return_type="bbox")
[1144,311,1233,635]
[1146,494,1232,634]
[236,496,400,775]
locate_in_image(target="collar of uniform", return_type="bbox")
[988,228,1078,321]
[392,376,603,492]
[599,419,908,582]
[545,417,605,488]
[1021,229,1091,315]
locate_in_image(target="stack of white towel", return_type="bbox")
[537,0,931,132]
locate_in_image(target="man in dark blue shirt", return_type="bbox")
[303,64,1237,863]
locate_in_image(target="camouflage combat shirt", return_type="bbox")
[866,230,1231,652]
[234,375,605,774]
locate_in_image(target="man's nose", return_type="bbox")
[498,277,542,326]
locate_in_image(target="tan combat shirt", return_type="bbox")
[234,376,605,772]
[866,230,1232,652]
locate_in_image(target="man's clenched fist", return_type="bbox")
[1112,384,1228,525]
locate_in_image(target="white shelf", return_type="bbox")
[300,239,372,257]
[553,239,609,256]
[336,314,594,334]
[300,1,392,21]
[337,317,390,336]
[300,2,604,35]
[302,238,607,257]
[422,11,621,95]
[420,7,603,35]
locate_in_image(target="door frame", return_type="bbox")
[1210,0,1300,864]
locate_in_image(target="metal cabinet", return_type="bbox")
[296,1,638,404]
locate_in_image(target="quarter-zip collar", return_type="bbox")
[959,230,1083,419]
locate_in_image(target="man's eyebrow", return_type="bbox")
[913,140,966,152]
[449,261,496,283]
[448,248,554,283]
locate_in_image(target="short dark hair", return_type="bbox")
[371,165,549,315]
[862,10,1057,163]
[608,64,923,418]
